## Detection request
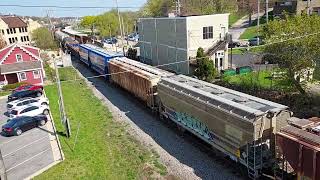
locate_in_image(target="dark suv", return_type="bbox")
[2,115,48,136]
[8,89,43,102]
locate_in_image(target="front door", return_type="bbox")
[6,74,19,84]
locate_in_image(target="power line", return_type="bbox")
[0,4,141,9]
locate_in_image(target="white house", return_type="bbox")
[138,14,229,75]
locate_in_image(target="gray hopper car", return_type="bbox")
[157,75,291,178]
[108,57,173,109]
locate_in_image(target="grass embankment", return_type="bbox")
[223,70,292,91]
[36,67,166,179]
[229,13,246,27]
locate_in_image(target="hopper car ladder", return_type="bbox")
[246,132,263,179]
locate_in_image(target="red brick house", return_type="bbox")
[0,43,44,86]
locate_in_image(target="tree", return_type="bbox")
[140,0,173,17]
[194,47,217,82]
[31,27,57,50]
[262,14,320,94]
[0,35,7,49]
[80,16,97,35]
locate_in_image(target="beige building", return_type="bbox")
[138,14,229,75]
[26,18,42,36]
[0,16,31,46]
[274,0,320,15]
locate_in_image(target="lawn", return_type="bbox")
[229,13,246,27]
[239,26,259,39]
[223,70,292,91]
[35,67,166,179]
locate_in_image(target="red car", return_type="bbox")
[14,84,43,92]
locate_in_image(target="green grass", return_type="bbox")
[240,26,259,39]
[0,90,10,97]
[223,70,292,91]
[35,67,166,179]
[229,13,245,27]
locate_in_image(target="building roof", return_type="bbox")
[159,75,288,121]
[1,16,27,28]
[0,61,42,74]
[0,44,40,64]
[80,44,123,58]
[139,13,229,20]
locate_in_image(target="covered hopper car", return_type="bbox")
[157,75,291,178]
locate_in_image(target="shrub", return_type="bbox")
[2,82,28,91]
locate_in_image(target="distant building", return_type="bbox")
[0,16,31,46]
[26,18,42,36]
[0,43,44,86]
[274,0,320,16]
[138,14,229,75]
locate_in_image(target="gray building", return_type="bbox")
[274,0,320,16]
[138,14,229,75]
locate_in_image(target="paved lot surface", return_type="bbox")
[73,61,242,180]
[0,98,55,180]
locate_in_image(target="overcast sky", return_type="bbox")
[0,0,146,17]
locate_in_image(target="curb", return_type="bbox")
[23,91,64,180]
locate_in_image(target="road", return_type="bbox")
[72,60,243,180]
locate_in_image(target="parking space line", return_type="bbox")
[0,129,39,146]
[5,147,52,173]
[3,136,48,158]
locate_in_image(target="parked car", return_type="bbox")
[14,84,43,92]
[2,115,48,136]
[249,36,264,46]
[7,97,49,113]
[128,33,139,42]
[10,105,49,119]
[104,37,118,44]
[8,89,43,102]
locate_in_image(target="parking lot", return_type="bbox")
[0,97,62,179]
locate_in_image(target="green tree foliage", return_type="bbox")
[262,15,320,94]
[80,10,137,38]
[141,0,237,17]
[31,27,57,50]
[194,47,216,82]
[80,16,97,35]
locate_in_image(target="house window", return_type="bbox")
[6,29,9,34]
[9,38,12,44]
[15,37,18,42]
[13,28,16,34]
[33,70,40,79]
[16,54,23,62]
[26,36,29,41]
[19,28,21,33]
[1,29,4,35]
[19,72,27,81]
[203,26,213,39]
[21,37,23,42]
[10,28,13,34]
[25,27,28,32]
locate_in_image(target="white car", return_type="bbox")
[7,97,49,113]
[10,105,50,119]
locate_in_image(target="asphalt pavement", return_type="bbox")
[0,98,56,180]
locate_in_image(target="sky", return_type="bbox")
[0,0,147,17]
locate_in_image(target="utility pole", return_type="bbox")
[175,0,181,16]
[266,0,269,24]
[115,0,124,52]
[47,10,71,138]
[257,0,260,45]
[307,0,311,15]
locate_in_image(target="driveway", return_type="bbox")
[0,97,62,179]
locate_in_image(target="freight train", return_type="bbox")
[54,30,317,179]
